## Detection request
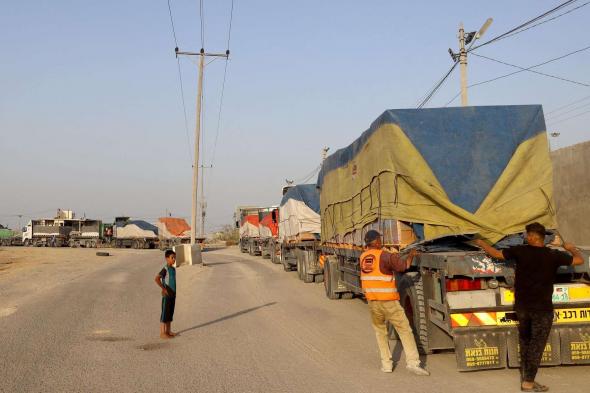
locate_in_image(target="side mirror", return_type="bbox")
[271,211,277,223]
[235,221,239,229]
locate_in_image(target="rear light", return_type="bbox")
[446,278,484,292]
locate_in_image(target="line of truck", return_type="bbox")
[236,105,590,371]
[1,210,193,250]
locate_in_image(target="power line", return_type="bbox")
[469,0,581,51]
[546,94,590,115]
[546,100,590,119]
[166,0,193,163]
[200,0,205,48]
[471,52,590,87]
[547,108,590,125]
[498,1,590,42]
[211,0,235,167]
[444,45,590,106]
[416,61,459,108]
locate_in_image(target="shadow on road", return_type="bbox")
[178,302,277,334]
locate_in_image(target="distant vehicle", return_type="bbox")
[157,217,191,250]
[0,224,22,246]
[110,216,159,249]
[235,206,275,256]
[23,217,77,247]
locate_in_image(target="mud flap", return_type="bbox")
[559,326,590,364]
[453,330,507,371]
[506,329,561,367]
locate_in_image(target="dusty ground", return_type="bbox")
[1,246,588,392]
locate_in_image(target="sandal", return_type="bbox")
[521,382,549,392]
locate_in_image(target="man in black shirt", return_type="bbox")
[475,223,583,392]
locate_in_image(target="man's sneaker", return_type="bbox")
[406,364,430,376]
[380,361,393,373]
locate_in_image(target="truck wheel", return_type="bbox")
[314,273,324,283]
[398,272,430,355]
[323,257,341,299]
[91,240,97,248]
[302,251,314,283]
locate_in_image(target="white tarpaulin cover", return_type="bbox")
[279,184,321,242]
[239,221,260,237]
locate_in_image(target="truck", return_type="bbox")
[157,217,191,250]
[259,207,279,260]
[110,216,159,249]
[68,219,103,248]
[0,225,22,246]
[235,206,262,255]
[295,105,589,371]
[275,184,324,283]
[23,218,78,247]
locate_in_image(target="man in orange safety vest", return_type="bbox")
[360,229,430,375]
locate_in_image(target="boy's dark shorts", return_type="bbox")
[160,296,176,323]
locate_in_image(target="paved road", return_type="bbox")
[1,247,588,392]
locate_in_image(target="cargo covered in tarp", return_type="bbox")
[279,184,321,242]
[317,105,555,245]
[114,220,158,239]
[259,210,279,239]
[239,215,260,238]
[157,217,191,239]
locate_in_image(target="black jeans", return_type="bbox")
[516,309,554,382]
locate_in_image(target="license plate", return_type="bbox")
[497,308,590,325]
[502,286,571,304]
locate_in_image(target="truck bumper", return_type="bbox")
[453,324,590,371]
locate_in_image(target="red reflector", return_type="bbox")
[446,278,483,292]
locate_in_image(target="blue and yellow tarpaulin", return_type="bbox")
[317,105,555,244]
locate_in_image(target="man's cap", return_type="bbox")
[525,222,546,236]
[364,230,382,245]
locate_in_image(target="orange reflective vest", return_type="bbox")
[359,249,399,301]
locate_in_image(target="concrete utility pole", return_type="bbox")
[449,19,493,107]
[199,164,213,236]
[458,23,468,107]
[176,47,229,245]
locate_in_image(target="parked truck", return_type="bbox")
[68,219,102,248]
[235,206,261,255]
[249,105,590,371]
[276,184,324,283]
[157,217,191,250]
[0,225,22,246]
[23,218,77,247]
[259,207,279,260]
[110,216,159,249]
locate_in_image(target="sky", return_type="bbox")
[1,0,589,231]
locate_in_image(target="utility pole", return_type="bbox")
[176,47,229,245]
[458,23,468,106]
[449,18,493,107]
[199,164,213,236]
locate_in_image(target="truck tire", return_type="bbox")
[23,239,30,247]
[397,272,430,355]
[90,240,97,248]
[314,273,324,283]
[302,251,314,283]
[323,257,341,299]
[296,253,303,280]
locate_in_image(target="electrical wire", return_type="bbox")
[200,0,205,49]
[210,0,235,167]
[546,94,590,115]
[444,45,590,106]
[469,0,580,51]
[167,0,193,163]
[498,1,590,43]
[547,108,590,125]
[416,61,459,108]
[546,100,590,119]
[471,53,590,87]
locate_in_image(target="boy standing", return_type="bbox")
[155,250,177,339]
